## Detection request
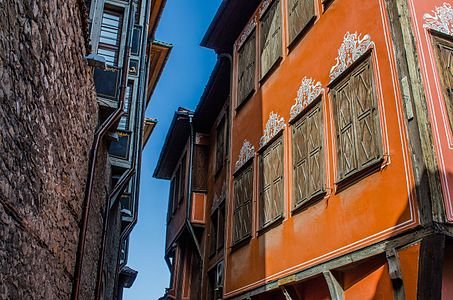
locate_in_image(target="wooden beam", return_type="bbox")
[417,234,445,300]
[383,0,444,224]
[385,248,406,300]
[323,271,344,300]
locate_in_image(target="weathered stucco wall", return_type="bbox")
[0,0,113,298]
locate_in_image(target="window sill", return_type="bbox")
[231,235,252,253]
[287,17,316,53]
[259,56,282,86]
[335,157,385,193]
[292,191,327,216]
[257,214,284,236]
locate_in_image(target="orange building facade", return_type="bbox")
[156,0,453,299]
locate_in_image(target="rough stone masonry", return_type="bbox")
[0,0,114,298]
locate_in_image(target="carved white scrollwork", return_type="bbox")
[290,77,323,121]
[423,2,453,36]
[260,112,286,148]
[235,140,255,172]
[329,32,374,82]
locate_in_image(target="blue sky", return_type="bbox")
[124,1,221,299]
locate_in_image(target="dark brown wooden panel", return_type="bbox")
[237,31,256,107]
[287,0,315,46]
[260,0,282,79]
[192,145,208,191]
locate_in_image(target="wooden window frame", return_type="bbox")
[98,7,124,66]
[431,31,453,133]
[236,30,257,110]
[290,97,326,212]
[209,203,226,257]
[258,133,285,232]
[215,117,226,175]
[259,0,283,82]
[287,0,316,50]
[329,52,384,190]
[232,160,254,248]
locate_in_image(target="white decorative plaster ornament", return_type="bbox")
[236,18,257,49]
[423,3,453,36]
[329,32,374,82]
[290,77,323,120]
[260,112,286,148]
[235,140,255,171]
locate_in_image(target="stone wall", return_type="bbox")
[0,0,112,298]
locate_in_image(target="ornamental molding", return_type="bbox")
[290,77,323,121]
[235,140,255,171]
[329,32,374,82]
[423,3,453,36]
[212,182,226,211]
[258,0,273,18]
[236,18,257,49]
[260,112,286,148]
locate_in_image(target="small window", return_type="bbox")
[287,0,315,47]
[172,168,180,214]
[291,100,325,209]
[215,118,225,174]
[179,155,186,204]
[167,179,175,222]
[237,31,256,108]
[331,55,383,183]
[260,0,282,79]
[98,8,123,66]
[259,136,284,229]
[432,34,453,132]
[232,163,253,244]
[209,213,218,257]
[118,82,133,131]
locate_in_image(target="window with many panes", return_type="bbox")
[233,163,253,244]
[98,8,123,66]
[215,118,225,174]
[287,0,315,47]
[237,31,256,107]
[260,0,282,79]
[331,55,382,183]
[432,34,453,131]
[259,136,284,229]
[292,100,325,209]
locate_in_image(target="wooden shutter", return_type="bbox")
[287,0,315,46]
[292,101,324,208]
[232,163,253,244]
[332,55,382,182]
[433,35,453,131]
[215,119,225,173]
[352,59,381,168]
[167,179,175,221]
[193,145,208,191]
[260,137,284,228]
[237,31,256,107]
[179,156,186,203]
[260,0,282,79]
[173,168,180,213]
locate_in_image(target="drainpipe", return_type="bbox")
[71,1,134,299]
[176,110,203,260]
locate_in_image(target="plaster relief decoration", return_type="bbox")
[236,18,257,49]
[212,182,226,211]
[258,0,272,18]
[329,32,374,82]
[290,77,323,121]
[423,3,453,36]
[260,112,286,148]
[235,140,255,171]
